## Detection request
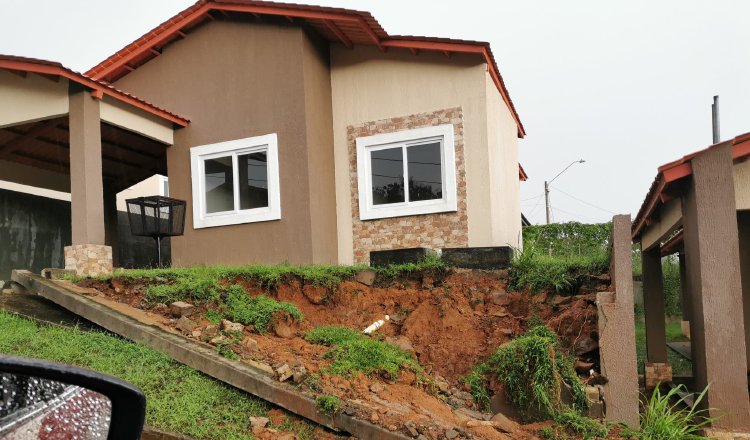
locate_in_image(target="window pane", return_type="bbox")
[371,147,405,205]
[238,151,269,210]
[407,142,443,201]
[204,156,234,213]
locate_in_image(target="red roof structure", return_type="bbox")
[0,55,190,127]
[632,131,750,239]
[84,0,525,137]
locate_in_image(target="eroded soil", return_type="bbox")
[78,269,616,440]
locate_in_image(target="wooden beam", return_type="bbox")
[176,30,187,39]
[324,20,353,49]
[0,120,60,160]
[409,48,420,56]
[443,50,452,58]
[148,47,162,57]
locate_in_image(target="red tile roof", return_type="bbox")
[632,131,750,240]
[85,0,525,137]
[0,54,189,126]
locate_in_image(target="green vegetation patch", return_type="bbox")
[522,222,611,259]
[0,311,314,440]
[372,254,446,280]
[304,326,420,379]
[508,247,609,295]
[316,394,341,417]
[541,410,609,439]
[639,384,712,440]
[225,285,302,333]
[466,325,588,421]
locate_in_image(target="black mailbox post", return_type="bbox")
[125,196,186,268]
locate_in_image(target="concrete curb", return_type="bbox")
[11,270,409,440]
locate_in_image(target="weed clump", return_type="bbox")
[225,285,302,333]
[316,394,341,417]
[639,384,712,439]
[373,254,446,280]
[304,326,420,379]
[466,325,588,421]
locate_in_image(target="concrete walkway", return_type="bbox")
[0,286,100,330]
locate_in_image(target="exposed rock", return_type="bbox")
[405,421,419,437]
[490,289,511,306]
[210,336,226,345]
[191,330,202,338]
[249,416,269,429]
[452,390,474,401]
[448,396,465,408]
[370,412,380,422]
[169,301,195,318]
[490,412,519,434]
[274,320,295,339]
[292,367,307,384]
[586,386,601,402]
[175,316,196,333]
[221,319,244,334]
[302,284,328,305]
[201,324,219,341]
[276,364,293,382]
[490,390,521,420]
[445,429,459,439]
[370,383,385,393]
[575,360,595,374]
[242,337,259,352]
[455,408,490,421]
[150,303,169,315]
[355,269,377,286]
[385,336,414,354]
[574,336,599,355]
[111,278,125,294]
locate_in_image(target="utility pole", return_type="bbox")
[544,159,585,225]
[544,181,551,225]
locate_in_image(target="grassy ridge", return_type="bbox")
[0,312,312,440]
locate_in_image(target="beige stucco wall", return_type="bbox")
[0,71,68,128]
[734,159,750,210]
[115,174,166,211]
[331,46,520,263]
[485,71,522,249]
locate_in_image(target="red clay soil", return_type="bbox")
[78,269,611,440]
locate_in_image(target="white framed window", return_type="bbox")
[190,134,281,229]
[356,124,457,220]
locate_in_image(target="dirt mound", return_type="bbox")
[79,269,607,439]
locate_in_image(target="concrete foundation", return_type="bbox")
[644,362,672,390]
[369,247,437,267]
[441,246,513,269]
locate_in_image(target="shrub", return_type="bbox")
[373,254,446,280]
[316,394,341,417]
[639,384,713,440]
[522,222,611,258]
[225,285,302,333]
[304,326,420,379]
[466,325,588,421]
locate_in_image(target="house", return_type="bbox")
[0,0,526,274]
[632,132,750,432]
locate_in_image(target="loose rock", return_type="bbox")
[575,336,599,355]
[385,336,415,354]
[242,337,259,352]
[489,412,519,434]
[221,319,244,334]
[274,321,295,339]
[276,364,293,382]
[169,301,195,318]
[445,429,459,439]
[249,416,269,429]
[175,316,196,333]
[370,383,385,393]
[201,324,219,341]
[355,269,377,286]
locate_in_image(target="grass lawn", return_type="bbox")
[634,315,692,375]
[0,311,313,440]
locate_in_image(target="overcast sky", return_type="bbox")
[2,0,748,225]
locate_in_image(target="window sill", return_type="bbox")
[193,208,281,229]
[359,199,457,221]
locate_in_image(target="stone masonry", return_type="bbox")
[348,107,468,264]
[64,244,113,277]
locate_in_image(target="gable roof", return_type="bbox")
[85,0,525,137]
[631,131,750,240]
[0,54,189,127]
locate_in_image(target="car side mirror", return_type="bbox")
[0,355,146,440]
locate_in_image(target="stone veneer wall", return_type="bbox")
[348,107,468,264]
[64,244,113,277]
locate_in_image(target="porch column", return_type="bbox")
[678,252,691,339]
[682,142,750,430]
[737,211,750,374]
[64,89,112,276]
[642,245,671,389]
[103,184,120,268]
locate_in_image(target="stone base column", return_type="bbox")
[681,320,691,339]
[644,362,672,390]
[64,244,113,277]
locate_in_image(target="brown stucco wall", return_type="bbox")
[113,19,337,266]
[597,214,639,428]
[682,142,750,429]
[347,107,468,264]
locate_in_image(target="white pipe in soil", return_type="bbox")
[363,315,390,334]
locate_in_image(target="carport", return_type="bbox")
[0,55,188,275]
[632,132,750,432]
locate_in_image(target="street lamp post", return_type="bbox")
[544,159,585,224]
